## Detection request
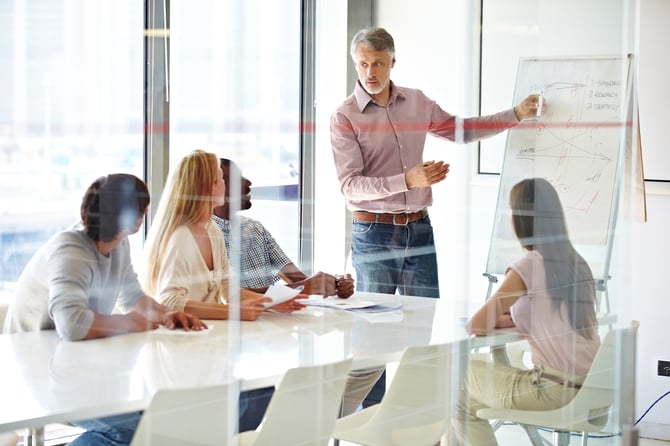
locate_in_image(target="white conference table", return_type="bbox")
[0,292,523,439]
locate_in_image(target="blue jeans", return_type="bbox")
[351,215,440,298]
[238,386,274,433]
[70,412,142,446]
[67,388,274,444]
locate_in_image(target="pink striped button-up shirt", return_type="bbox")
[330,81,519,213]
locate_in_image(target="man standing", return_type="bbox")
[330,27,540,299]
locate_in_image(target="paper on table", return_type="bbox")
[303,296,403,312]
[263,284,303,308]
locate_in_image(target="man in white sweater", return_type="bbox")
[4,173,205,446]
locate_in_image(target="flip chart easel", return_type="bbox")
[483,55,643,313]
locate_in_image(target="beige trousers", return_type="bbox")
[340,366,386,417]
[450,359,581,446]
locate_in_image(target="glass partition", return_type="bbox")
[168,0,302,263]
[0,0,144,294]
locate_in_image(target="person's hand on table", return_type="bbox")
[334,274,354,298]
[292,271,353,298]
[239,296,272,320]
[161,310,208,331]
[123,311,160,332]
[299,271,337,296]
[270,295,308,313]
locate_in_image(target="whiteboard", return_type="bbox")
[478,0,632,175]
[485,56,633,280]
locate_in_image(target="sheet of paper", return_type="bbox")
[263,284,302,308]
[303,296,403,312]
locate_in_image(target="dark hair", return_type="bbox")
[510,178,597,339]
[80,174,150,242]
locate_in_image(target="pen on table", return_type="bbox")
[536,90,544,118]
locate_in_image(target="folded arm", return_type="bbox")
[466,269,526,336]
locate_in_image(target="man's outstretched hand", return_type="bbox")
[405,160,449,189]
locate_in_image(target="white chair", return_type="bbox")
[0,431,18,446]
[477,321,640,446]
[471,340,532,370]
[0,301,9,333]
[332,339,471,446]
[236,358,352,446]
[130,383,234,446]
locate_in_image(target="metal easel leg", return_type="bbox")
[27,427,44,446]
[520,423,549,446]
[483,273,498,301]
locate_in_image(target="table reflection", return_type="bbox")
[1,292,485,433]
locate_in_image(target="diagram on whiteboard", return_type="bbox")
[486,56,632,280]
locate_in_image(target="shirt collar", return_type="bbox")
[211,214,229,229]
[353,80,403,111]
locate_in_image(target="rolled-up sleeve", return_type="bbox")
[429,106,518,143]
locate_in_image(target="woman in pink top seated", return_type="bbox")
[452,177,600,446]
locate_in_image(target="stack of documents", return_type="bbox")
[302,296,403,313]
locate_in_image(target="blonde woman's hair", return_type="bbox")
[142,150,220,295]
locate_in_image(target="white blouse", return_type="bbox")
[156,223,234,311]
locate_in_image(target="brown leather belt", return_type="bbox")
[540,372,582,389]
[352,209,428,226]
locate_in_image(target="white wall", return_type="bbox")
[314,0,670,438]
[638,0,670,181]
[376,0,483,303]
[629,185,670,435]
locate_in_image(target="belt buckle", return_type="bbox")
[392,213,409,226]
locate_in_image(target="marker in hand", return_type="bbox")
[536,91,544,118]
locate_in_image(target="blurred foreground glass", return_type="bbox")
[168,0,301,262]
[0,1,144,295]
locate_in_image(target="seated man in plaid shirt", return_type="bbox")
[212,158,383,418]
[212,158,354,298]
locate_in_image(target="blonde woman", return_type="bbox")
[142,150,305,321]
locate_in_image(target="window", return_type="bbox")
[168,0,302,262]
[0,1,143,296]
[0,0,304,299]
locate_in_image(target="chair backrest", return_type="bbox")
[249,358,352,446]
[130,383,234,446]
[476,321,640,441]
[0,301,9,333]
[569,320,640,431]
[363,339,471,443]
[0,431,19,446]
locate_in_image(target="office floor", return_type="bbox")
[334,424,670,445]
[13,423,669,445]
[16,424,83,446]
[491,423,669,445]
